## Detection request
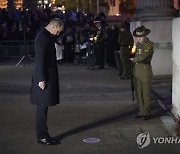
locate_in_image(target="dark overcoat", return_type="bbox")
[30,28,60,107]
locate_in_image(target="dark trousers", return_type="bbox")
[114,50,123,76]
[65,43,74,63]
[36,105,49,139]
[120,50,130,78]
[95,42,105,68]
[106,42,116,67]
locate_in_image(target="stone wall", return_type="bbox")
[135,0,176,20]
[172,17,180,117]
[136,0,174,10]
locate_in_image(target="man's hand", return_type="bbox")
[129,58,134,61]
[38,81,46,90]
[90,37,93,41]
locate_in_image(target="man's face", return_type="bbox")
[137,37,145,43]
[52,25,63,36]
[95,23,101,29]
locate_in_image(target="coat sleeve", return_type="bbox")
[133,43,153,63]
[34,34,48,82]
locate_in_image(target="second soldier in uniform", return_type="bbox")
[93,20,105,69]
[118,23,134,79]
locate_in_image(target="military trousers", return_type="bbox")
[120,49,130,78]
[114,50,123,76]
[95,42,105,68]
[135,76,152,116]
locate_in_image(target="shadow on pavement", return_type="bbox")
[55,105,138,140]
[55,101,167,141]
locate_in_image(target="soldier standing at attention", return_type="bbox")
[132,26,154,120]
[93,20,105,69]
[118,23,134,79]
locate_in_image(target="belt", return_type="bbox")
[121,45,130,47]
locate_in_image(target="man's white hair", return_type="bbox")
[49,18,64,28]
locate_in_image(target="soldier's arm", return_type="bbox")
[96,29,105,41]
[133,43,154,63]
[118,31,122,45]
[130,34,134,48]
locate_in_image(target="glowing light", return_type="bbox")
[131,45,136,54]
[44,0,48,4]
[0,0,7,8]
[0,0,23,9]
[0,0,61,9]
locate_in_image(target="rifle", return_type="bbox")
[130,60,134,101]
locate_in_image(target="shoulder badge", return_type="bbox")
[145,42,154,52]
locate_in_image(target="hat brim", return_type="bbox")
[94,21,101,24]
[133,29,151,37]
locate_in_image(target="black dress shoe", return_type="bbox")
[48,136,60,142]
[134,115,143,119]
[144,115,151,120]
[38,138,60,145]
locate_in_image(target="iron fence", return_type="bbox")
[0,40,34,59]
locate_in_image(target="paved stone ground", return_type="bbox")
[0,64,179,154]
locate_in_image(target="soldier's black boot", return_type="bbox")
[134,115,143,119]
[144,115,151,120]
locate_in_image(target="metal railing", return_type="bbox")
[0,40,34,59]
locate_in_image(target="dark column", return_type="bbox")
[135,0,177,20]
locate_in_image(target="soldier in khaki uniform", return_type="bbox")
[132,26,154,120]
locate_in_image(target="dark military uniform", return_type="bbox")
[118,29,134,78]
[94,26,105,69]
[134,37,154,116]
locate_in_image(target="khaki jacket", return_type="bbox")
[134,37,154,78]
